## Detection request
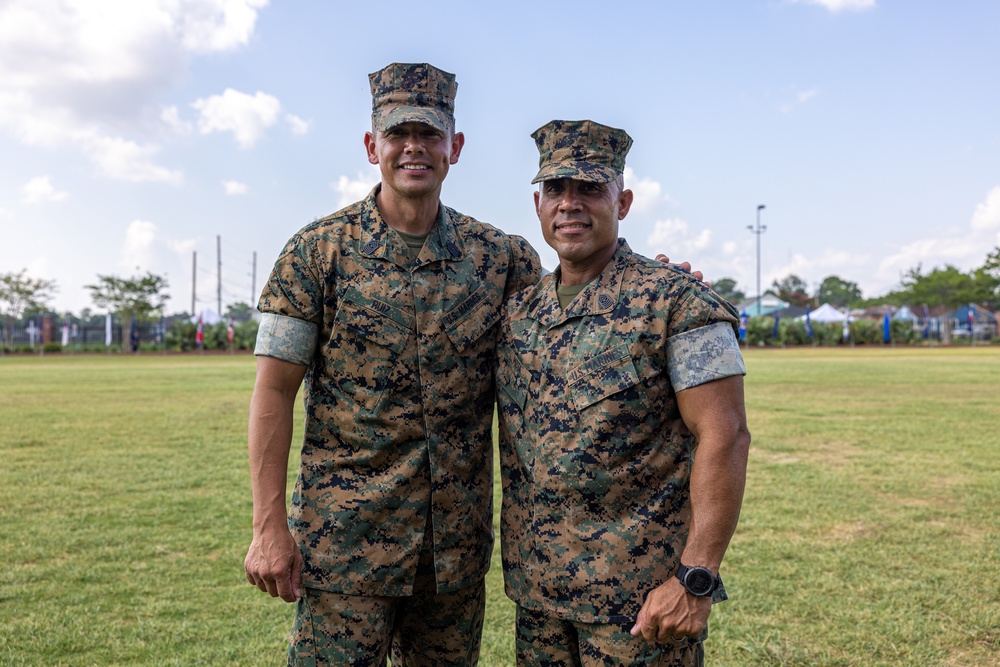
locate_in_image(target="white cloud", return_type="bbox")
[121,219,158,271]
[874,186,1000,289]
[119,220,198,284]
[790,0,876,12]
[161,105,193,135]
[752,186,1000,297]
[167,237,199,255]
[224,180,249,195]
[623,167,669,215]
[0,0,269,179]
[178,0,269,52]
[286,114,311,136]
[646,218,713,255]
[193,88,281,148]
[87,135,184,184]
[22,176,69,204]
[781,88,819,114]
[768,249,869,287]
[971,186,1000,232]
[332,170,379,208]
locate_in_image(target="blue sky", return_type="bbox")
[1,0,998,315]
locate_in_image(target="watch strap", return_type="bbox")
[675,563,721,597]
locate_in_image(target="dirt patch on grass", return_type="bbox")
[751,439,861,469]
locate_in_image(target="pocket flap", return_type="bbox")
[568,344,641,411]
[444,286,500,353]
[334,287,413,355]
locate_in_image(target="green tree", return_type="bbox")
[0,270,58,351]
[86,272,170,324]
[982,246,1000,275]
[816,275,862,307]
[974,246,1000,309]
[225,301,256,322]
[895,264,990,309]
[771,274,812,307]
[712,278,745,306]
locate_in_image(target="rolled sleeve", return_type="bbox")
[667,321,746,391]
[254,313,319,366]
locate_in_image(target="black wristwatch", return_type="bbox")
[675,564,721,597]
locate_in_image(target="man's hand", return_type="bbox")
[244,524,303,602]
[654,254,709,287]
[629,577,711,643]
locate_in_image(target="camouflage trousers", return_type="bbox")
[515,605,704,667]
[288,547,485,666]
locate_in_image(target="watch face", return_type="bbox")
[685,568,715,596]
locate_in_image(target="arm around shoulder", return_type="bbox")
[506,234,543,296]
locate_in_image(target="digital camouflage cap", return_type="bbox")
[370,62,457,133]
[530,119,633,184]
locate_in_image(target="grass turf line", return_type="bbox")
[0,349,997,666]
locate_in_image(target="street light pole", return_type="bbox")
[747,204,766,316]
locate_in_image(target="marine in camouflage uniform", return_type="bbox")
[496,120,751,666]
[244,63,540,666]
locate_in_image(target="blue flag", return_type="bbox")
[883,309,891,343]
[922,304,930,339]
[805,307,814,340]
[772,314,780,339]
[739,310,748,341]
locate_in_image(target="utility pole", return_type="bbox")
[217,235,222,316]
[747,204,767,316]
[251,251,257,305]
[191,251,197,316]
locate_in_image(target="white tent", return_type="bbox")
[800,303,852,323]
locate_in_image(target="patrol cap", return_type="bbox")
[530,119,633,184]
[369,62,457,133]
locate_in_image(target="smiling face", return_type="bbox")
[364,121,464,203]
[535,177,633,285]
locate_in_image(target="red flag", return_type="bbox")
[227,316,234,344]
[196,314,204,346]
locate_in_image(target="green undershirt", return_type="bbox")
[556,277,596,310]
[394,229,430,256]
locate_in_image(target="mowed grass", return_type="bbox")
[0,348,998,666]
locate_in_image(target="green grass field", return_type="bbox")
[1,348,998,666]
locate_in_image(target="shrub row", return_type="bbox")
[1,319,260,354]
[744,315,933,347]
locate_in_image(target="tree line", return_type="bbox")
[0,270,258,353]
[710,246,1000,313]
[2,245,998,351]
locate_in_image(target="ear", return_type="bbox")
[449,131,465,165]
[617,188,634,220]
[533,189,542,218]
[364,131,378,165]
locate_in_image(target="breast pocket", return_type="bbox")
[568,344,651,468]
[443,285,500,355]
[328,288,413,414]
